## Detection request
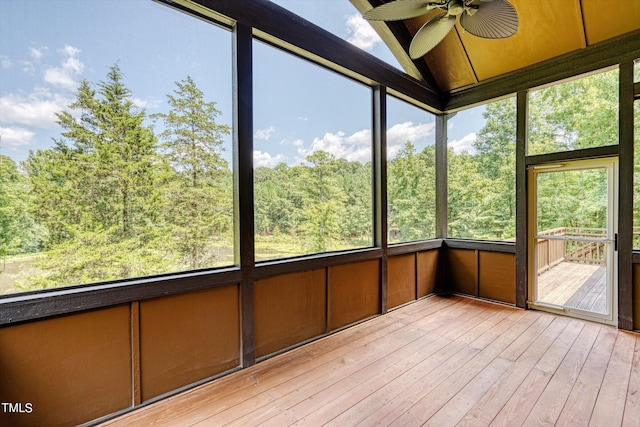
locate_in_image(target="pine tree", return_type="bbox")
[152,76,232,269]
[25,64,171,288]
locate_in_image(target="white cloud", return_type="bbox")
[20,60,35,75]
[0,55,12,69]
[345,128,372,146]
[254,125,276,140]
[43,45,84,90]
[0,90,72,129]
[450,132,477,154]
[254,150,286,167]
[297,129,372,164]
[128,96,161,110]
[0,126,36,148]
[292,139,304,147]
[28,47,44,61]
[346,14,382,51]
[387,121,435,157]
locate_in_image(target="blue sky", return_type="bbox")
[0,0,478,168]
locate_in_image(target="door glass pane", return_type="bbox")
[535,167,609,316]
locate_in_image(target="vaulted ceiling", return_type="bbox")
[351,0,640,93]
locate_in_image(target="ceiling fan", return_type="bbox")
[364,0,518,59]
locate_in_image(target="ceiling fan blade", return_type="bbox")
[364,0,442,21]
[409,12,457,58]
[460,0,518,39]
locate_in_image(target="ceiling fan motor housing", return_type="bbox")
[448,0,465,16]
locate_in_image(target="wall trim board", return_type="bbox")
[444,239,516,254]
[387,239,443,256]
[0,269,242,326]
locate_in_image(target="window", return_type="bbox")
[386,95,436,243]
[0,0,233,294]
[635,59,640,82]
[268,0,402,70]
[527,69,619,156]
[253,41,373,261]
[447,97,516,241]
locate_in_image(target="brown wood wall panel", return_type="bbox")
[254,269,326,358]
[0,306,131,427]
[417,250,439,298]
[634,264,640,331]
[328,260,380,331]
[139,285,240,401]
[388,254,416,309]
[447,248,478,296]
[479,251,517,304]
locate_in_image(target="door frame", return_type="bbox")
[527,157,619,326]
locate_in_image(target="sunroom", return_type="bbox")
[0,0,639,426]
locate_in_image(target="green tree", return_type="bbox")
[333,158,372,245]
[25,64,170,288]
[302,151,346,252]
[254,163,303,236]
[0,155,45,257]
[388,141,436,242]
[153,76,232,269]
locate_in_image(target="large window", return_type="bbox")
[268,0,402,71]
[253,41,373,261]
[447,97,516,240]
[527,69,619,156]
[387,95,436,243]
[0,0,233,294]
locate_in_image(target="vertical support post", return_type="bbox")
[618,60,634,330]
[435,114,448,239]
[233,22,256,365]
[515,91,528,309]
[373,85,388,314]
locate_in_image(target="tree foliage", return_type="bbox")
[0,65,631,292]
[152,76,232,269]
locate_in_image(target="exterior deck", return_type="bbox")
[537,262,608,314]
[101,295,639,427]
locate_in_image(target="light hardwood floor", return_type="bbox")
[101,295,640,427]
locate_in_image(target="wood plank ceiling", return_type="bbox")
[352,0,640,93]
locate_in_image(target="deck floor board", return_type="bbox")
[100,296,639,427]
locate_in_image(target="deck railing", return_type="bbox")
[536,227,610,274]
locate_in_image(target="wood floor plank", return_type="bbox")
[623,335,640,427]
[221,307,476,426]
[521,322,601,426]
[424,357,513,426]
[555,326,617,426]
[322,308,514,427]
[384,310,539,426]
[589,331,636,427]
[260,305,506,426]
[489,319,585,427]
[456,316,571,427]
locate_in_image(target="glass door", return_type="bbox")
[528,158,618,325]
